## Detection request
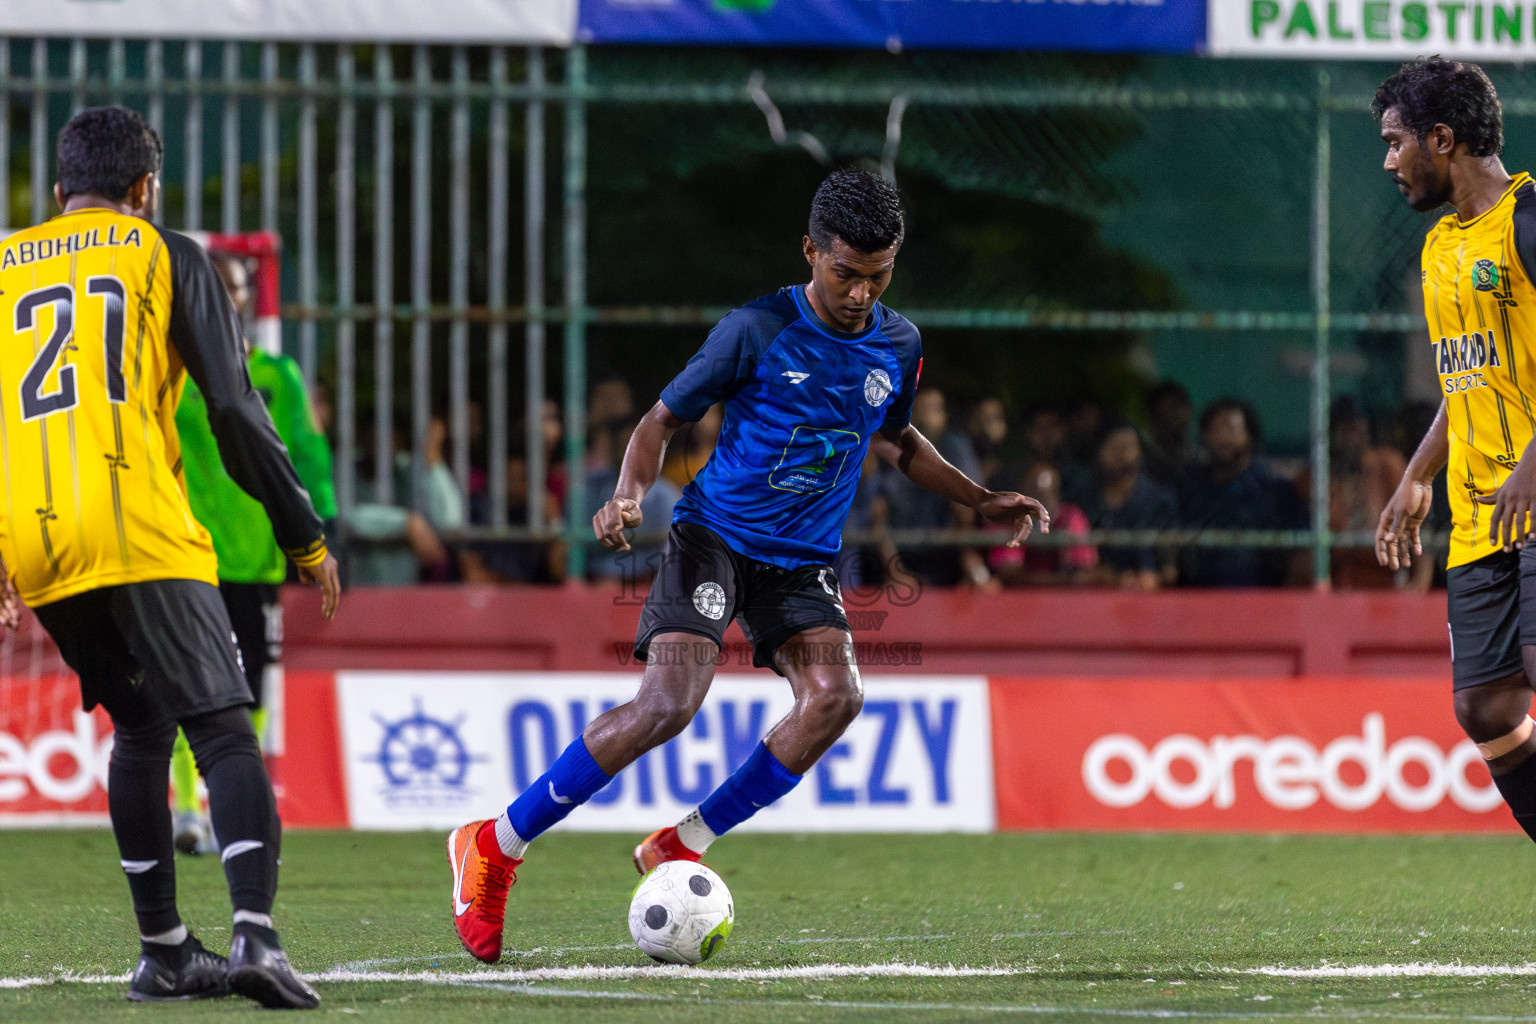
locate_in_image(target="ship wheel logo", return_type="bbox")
[367,700,484,790]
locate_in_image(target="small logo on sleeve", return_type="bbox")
[781,370,810,384]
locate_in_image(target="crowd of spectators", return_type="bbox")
[335,375,1446,592]
[843,381,1443,593]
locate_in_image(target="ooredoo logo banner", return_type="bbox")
[989,678,1513,833]
[0,676,112,821]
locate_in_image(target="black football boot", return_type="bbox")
[228,921,321,1010]
[126,933,229,1002]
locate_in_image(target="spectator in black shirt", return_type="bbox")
[1019,404,1091,505]
[1179,399,1307,587]
[1143,380,1197,489]
[964,396,1012,490]
[1080,421,1179,590]
[461,453,567,584]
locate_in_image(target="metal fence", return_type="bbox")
[0,40,1483,585]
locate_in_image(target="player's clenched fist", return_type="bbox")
[593,497,644,551]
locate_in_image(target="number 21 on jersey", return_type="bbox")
[14,276,126,422]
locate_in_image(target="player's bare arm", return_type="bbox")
[1376,399,1448,570]
[592,401,685,551]
[1475,430,1536,551]
[872,423,1050,546]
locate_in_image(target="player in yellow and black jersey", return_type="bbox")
[0,107,336,1008]
[1376,58,1536,851]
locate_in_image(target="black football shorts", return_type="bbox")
[1446,546,1536,691]
[219,580,281,707]
[634,521,852,675]
[34,578,253,721]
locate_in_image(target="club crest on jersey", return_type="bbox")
[1473,259,1500,292]
[863,368,893,407]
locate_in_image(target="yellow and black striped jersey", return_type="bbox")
[1421,171,1536,569]
[0,208,325,606]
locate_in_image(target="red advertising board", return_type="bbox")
[989,677,1514,833]
[0,673,112,822]
[279,670,348,828]
[0,669,340,826]
[2,668,1522,834]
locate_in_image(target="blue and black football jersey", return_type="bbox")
[660,285,923,569]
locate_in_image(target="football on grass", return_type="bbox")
[629,861,734,965]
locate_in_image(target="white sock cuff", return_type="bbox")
[495,812,529,859]
[141,924,188,946]
[675,809,718,854]
[233,910,273,929]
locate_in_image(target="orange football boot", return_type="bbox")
[447,820,520,963]
[633,825,704,875]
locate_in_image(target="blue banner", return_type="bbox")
[577,0,1205,53]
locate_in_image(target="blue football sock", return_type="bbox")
[697,742,802,837]
[504,737,613,844]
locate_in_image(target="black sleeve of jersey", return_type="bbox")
[880,311,924,434]
[161,230,325,561]
[1513,180,1536,286]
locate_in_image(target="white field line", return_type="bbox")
[0,963,1019,989]
[12,974,1536,1024]
[2,929,1131,989]
[1241,963,1536,978]
[313,963,1023,984]
[1,973,127,989]
[18,962,1536,1021]
[13,958,1534,989]
[330,930,1132,972]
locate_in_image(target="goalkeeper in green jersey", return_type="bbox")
[171,249,338,854]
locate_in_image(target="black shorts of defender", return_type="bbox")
[220,581,281,708]
[33,579,254,721]
[1446,547,1536,691]
[634,522,852,676]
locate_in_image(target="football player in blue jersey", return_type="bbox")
[447,169,1049,962]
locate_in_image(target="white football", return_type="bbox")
[628,860,734,965]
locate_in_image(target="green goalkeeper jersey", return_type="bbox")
[176,348,338,585]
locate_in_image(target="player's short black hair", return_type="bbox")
[1147,380,1191,411]
[56,106,162,202]
[1199,398,1262,443]
[808,169,905,254]
[1093,417,1141,452]
[1372,56,1503,158]
[1023,402,1065,423]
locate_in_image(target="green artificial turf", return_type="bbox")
[3,830,1536,1021]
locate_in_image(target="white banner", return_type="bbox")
[0,0,575,44]
[1211,0,1536,60]
[336,671,995,834]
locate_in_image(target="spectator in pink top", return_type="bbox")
[990,462,1096,586]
